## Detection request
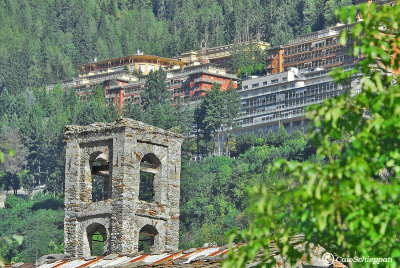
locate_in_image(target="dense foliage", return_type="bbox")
[224,2,400,267]
[0,0,353,93]
[179,128,315,249]
[0,194,64,263]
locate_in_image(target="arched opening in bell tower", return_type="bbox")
[138,224,159,253]
[139,153,160,202]
[86,223,108,256]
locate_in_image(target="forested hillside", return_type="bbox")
[0,64,317,261]
[0,0,353,93]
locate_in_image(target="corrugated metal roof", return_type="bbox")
[35,247,227,268]
[11,244,346,267]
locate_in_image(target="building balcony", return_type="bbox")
[238,110,306,128]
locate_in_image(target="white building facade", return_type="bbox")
[234,65,361,135]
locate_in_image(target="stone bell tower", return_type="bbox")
[63,118,183,257]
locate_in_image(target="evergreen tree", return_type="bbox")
[302,0,319,33]
[195,84,224,141]
[222,83,241,155]
[228,42,267,78]
[123,100,143,121]
[141,68,170,109]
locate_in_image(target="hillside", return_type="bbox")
[0,0,353,93]
[0,127,315,262]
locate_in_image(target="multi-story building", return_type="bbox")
[167,64,238,103]
[105,64,238,110]
[234,66,361,135]
[266,25,357,75]
[47,40,270,110]
[47,53,238,110]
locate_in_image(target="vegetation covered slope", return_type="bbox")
[0,128,315,263]
[179,129,315,249]
[0,0,353,92]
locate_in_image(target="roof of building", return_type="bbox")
[77,55,185,73]
[8,243,346,268]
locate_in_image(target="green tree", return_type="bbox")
[75,86,119,125]
[195,83,225,155]
[0,235,23,267]
[222,83,241,131]
[224,2,400,267]
[302,0,319,33]
[0,194,63,263]
[123,100,143,121]
[141,68,170,109]
[323,0,353,28]
[228,42,267,78]
[139,68,190,131]
[222,83,241,156]
[195,83,241,156]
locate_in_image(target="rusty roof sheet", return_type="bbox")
[34,247,227,268]
[17,244,346,267]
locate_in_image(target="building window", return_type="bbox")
[252,83,259,88]
[271,79,278,84]
[282,77,287,81]
[139,64,146,73]
[139,153,161,203]
[90,152,111,202]
[243,85,249,90]
[148,65,154,72]
[262,81,267,86]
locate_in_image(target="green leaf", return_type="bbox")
[348,6,357,23]
[340,29,348,46]
[392,249,400,258]
[8,148,15,157]
[340,7,348,22]
[11,235,23,245]
[352,23,363,38]
[355,182,362,196]
[353,45,360,57]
